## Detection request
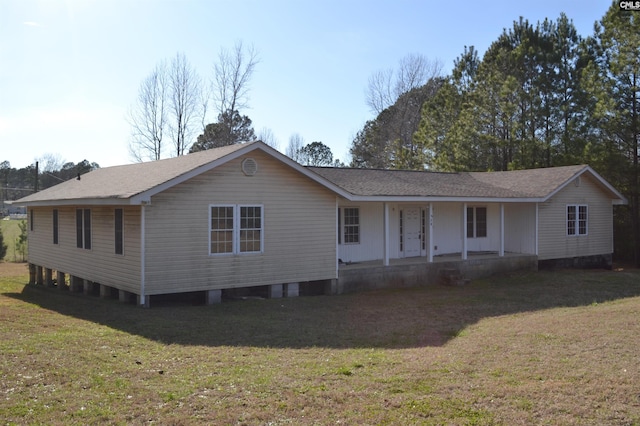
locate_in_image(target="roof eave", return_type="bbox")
[342,195,546,203]
[11,197,135,207]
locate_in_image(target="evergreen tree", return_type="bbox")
[584,3,640,265]
[0,224,7,261]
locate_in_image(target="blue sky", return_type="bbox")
[1,0,610,169]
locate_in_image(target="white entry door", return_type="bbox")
[404,207,421,257]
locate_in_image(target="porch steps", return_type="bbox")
[439,268,470,287]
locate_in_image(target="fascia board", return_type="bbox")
[343,195,545,203]
[10,198,131,207]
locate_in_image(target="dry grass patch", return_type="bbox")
[1,264,640,424]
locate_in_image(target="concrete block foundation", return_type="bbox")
[338,253,538,294]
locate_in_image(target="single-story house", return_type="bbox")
[14,141,627,306]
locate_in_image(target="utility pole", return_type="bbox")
[34,161,39,192]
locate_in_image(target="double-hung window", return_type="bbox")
[76,208,92,249]
[466,206,487,238]
[343,207,360,244]
[567,205,588,236]
[210,205,263,255]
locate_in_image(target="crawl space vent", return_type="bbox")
[241,158,258,176]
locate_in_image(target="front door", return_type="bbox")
[404,207,421,257]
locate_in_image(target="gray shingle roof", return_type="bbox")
[17,142,252,204]
[307,165,589,199]
[15,139,625,206]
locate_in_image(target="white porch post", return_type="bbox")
[535,203,539,256]
[462,203,468,260]
[383,202,389,266]
[140,203,147,307]
[335,197,339,278]
[428,202,433,263]
[499,203,505,257]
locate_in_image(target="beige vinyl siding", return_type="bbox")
[142,150,337,295]
[432,203,462,255]
[338,203,384,263]
[503,203,536,254]
[538,175,613,260]
[28,206,141,292]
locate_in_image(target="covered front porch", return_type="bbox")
[335,200,539,293]
[338,201,538,265]
[337,251,538,294]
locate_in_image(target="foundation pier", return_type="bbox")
[56,271,66,290]
[205,289,222,305]
[83,280,92,295]
[100,284,111,299]
[69,276,83,292]
[268,284,283,299]
[35,266,44,285]
[44,268,54,287]
[28,264,36,285]
[284,282,299,298]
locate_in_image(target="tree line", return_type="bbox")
[0,158,99,214]
[349,2,638,265]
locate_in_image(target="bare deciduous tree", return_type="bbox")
[286,133,305,162]
[211,41,259,145]
[366,53,443,115]
[212,41,259,117]
[168,53,202,156]
[127,61,168,161]
[128,53,204,161]
[257,127,279,150]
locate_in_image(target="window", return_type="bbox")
[30,209,34,231]
[210,205,263,255]
[76,208,91,249]
[567,205,588,236]
[466,206,487,238]
[115,209,124,255]
[53,209,59,245]
[210,206,234,254]
[343,207,360,244]
[239,206,262,253]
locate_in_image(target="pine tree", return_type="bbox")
[0,224,7,261]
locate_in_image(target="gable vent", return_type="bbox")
[574,176,581,187]
[241,158,258,176]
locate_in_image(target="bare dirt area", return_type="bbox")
[0,262,28,278]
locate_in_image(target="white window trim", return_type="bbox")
[238,204,264,255]
[209,204,264,256]
[342,206,360,245]
[567,204,588,237]
[466,206,487,239]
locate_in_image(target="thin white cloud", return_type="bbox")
[23,21,43,28]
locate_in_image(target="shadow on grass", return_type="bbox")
[5,268,640,349]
